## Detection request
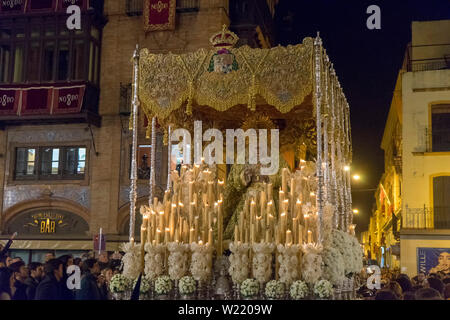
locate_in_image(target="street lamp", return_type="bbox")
[352,174,360,181]
[343,165,350,172]
[353,209,359,214]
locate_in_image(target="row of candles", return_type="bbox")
[135,162,319,265]
[137,162,225,255]
[233,167,317,247]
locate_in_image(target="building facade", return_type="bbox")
[364,20,450,277]
[0,0,276,262]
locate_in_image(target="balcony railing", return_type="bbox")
[125,0,199,16]
[405,43,450,72]
[402,206,450,229]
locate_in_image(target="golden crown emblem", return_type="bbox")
[209,25,239,49]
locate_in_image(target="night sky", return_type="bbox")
[274,0,450,235]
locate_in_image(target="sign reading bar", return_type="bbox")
[144,0,176,32]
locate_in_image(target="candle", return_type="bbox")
[307,230,312,243]
[188,181,194,204]
[298,224,303,244]
[250,223,255,244]
[164,227,170,244]
[189,228,195,244]
[207,180,214,205]
[292,217,298,244]
[265,229,270,243]
[217,179,224,196]
[170,204,176,239]
[255,215,262,241]
[250,200,256,220]
[286,229,292,246]
[280,212,286,242]
[155,229,161,245]
[275,227,280,245]
[295,199,301,219]
[234,225,239,243]
[175,228,179,242]
[267,183,273,201]
[189,201,195,225]
[304,214,309,233]
[282,168,288,192]
[208,228,213,245]
[159,211,164,231]
[218,199,223,255]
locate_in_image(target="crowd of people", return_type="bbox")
[357,267,450,300]
[0,247,122,300]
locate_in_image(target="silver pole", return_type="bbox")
[129,44,140,242]
[314,33,324,244]
[166,125,172,191]
[149,116,157,206]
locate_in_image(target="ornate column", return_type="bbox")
[314,33,324,244]
[129,45,140,242]
[330,67,339,229]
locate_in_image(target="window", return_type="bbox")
[14,146,87,181]
[433,176,450,229]
[431,104,450,152]
[0,16,101,84]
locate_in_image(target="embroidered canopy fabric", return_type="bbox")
[138,38,314,120]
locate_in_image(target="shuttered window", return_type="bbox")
[431,104,450,152]
[433,175,450,228]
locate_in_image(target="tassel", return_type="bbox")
[248,74,257,111]
[186,80,193,115]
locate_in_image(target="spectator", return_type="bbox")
[73,257,82,267]
[44,252,55,263]
[99,267,113,300]
[98,252,109,270]
[413,272,428,287]
[427,277,445,297]
[75,258,103,300]
[0,267,14,300]
[9,260,28,300]
[386,281,403,299]
[444,283,450,300]
[415,287,442,300]
[35,258,64,300]
[375,289,399,300]
[403,291,416,300]
[25,262,43,300]
[57,255,74,300]
[443,277,450,285]
[395,274,412,293]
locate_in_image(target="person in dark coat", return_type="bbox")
[24,262,43,300]
[34,258,64,300]
[57,255,75,300]
[9,260,28,300]
[75,258,103,300]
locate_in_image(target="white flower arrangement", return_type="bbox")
[168,242,190,280]
[109,274,131,293]
[290,280,309,300]
[313,279,333,299]
[228,242,250,284]
[120,242,142,280]
[190,242,214,282]
[133,276,151,293]
[301,243,323,285]
[154,275,173,295]
[321,246,345,286]
[252,242,275,283]
[265,280,285,299]
[277,244,300,285]
[144,243,166,280]
[240,278,259,298]
[179,276,196,296]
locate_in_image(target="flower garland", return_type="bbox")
[120,242,142,280]
[301,243,323,285]
[323,229,363,275]
[228,242,250,284]
[277,244,300,286]
[155,275,173,295]
[290,280,309,300]
[240,278,259,298]
[265,280,285,299]
[321,246,345,286]
[179,276,196,296]
[190,242,214,282]
[109,274,131,293]
[313,279,333,299]
[168,242,190,280]
[144,243,166,280]
[252,242,275,284]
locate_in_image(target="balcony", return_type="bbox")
[0,82,101,128]
[405,43,450,72]
[402,206,450,230]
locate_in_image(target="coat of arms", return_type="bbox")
[208,25,239,74]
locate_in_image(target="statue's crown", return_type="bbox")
[209,25,239,49]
